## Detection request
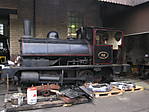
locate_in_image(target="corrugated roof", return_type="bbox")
[98,0,149,6]
[132,0,149,6]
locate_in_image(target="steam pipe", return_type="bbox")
[33,0,36,37]
[23,19,32,38]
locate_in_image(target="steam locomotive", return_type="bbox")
[1,20,130,84]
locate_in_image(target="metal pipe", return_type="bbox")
[23,19,32,38]
[33,0,36,37]
[40,76,60,81]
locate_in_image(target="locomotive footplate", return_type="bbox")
[1,64,130,84]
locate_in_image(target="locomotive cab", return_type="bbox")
[93,29,123,64]
[76,27,123,65]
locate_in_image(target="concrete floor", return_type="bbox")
[0,79,149,112]
[21,90,149,112]
[0,83,7,111]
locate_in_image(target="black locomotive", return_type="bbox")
[1,20,130,84]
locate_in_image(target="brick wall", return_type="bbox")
[2,0,102,58]
[35,0,101,38]
[9,14,22,60]
[35,0,67,38]
[0,0,17,9]
[9,0,34,59]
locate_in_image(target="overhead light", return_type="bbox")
[71,25,76,28]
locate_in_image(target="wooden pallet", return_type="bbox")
[123,86,144,92]
[94,88,123,98]
[6,100,65,112]
[5,97,90,112]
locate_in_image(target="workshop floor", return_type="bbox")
[27,90,149,112]
[0,78,149,112]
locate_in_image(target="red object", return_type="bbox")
[33,94,37,97]
[27,87,37,91]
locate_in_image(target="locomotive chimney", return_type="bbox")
[23,19,32,38]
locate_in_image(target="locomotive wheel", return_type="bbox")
[94,72,103,83]
[78,70,94,83]
[101,67,113,82]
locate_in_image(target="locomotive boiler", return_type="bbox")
[1,20,130,84]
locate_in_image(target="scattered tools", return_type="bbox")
[59,87,92,104]
[4,93,26,107]
[36,84,60,96]
[60,88,85,99]
[3,81,144,111]
[110,81,144,92]
[110,82,136,90]
[11,93,25,106]
[79,86,94,99]
[85,83,112,92]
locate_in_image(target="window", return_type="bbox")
[0,24,4,35]
[67,12,83,37]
